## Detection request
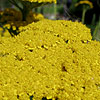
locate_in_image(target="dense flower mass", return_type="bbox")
[0,19,100,100]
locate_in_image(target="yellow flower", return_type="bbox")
[21,0,56,3]
[12,26,16,30]
[3,24,11,29]
[1,19,100,100]
[75,0,93,8]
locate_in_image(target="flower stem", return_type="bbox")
[82,8,86,24]
[21,7,30,21]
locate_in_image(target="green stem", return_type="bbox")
[8,0,45,21]
[8,0,31,21]
[91,14,96,25]
[21,7,30,21]
[93,17,100,40]
[54,4,57,19]
[8,0,22,11]
[82,8,86,24]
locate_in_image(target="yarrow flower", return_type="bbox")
[1,19,100,100]
[21,0,56,3]
[75,0,93,8]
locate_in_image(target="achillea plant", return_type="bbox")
[0,0,100,100]
[1,19,100,100]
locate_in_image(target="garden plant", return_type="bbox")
[0,0,100,100]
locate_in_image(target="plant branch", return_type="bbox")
[8,0,22,11]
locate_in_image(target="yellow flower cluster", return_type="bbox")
[19,19,92,41]
[0,8,44,36]
[1,19,100,100]
[75,0,93,8]
[21,0,56,3]
[0,27,10,37]
[0,27,3,33]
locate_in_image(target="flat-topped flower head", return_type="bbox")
[75,0,93,8]
[1,19,100,100]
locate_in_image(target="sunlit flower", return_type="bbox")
[1,19,100,100]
